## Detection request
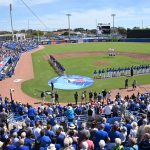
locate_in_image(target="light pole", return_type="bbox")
[66,14,71,41]
[111,14,116,38]
[10,4,14,41]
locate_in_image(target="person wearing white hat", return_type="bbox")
[68,123,76,130]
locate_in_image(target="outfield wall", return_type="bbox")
[39,38,150,45]
[119,38,150,42]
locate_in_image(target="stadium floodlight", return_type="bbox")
[111,14,116,34]
[9,4,14,41]
[111,14,116,41]
[66,14,71,41]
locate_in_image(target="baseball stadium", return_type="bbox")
[0,0,150,150]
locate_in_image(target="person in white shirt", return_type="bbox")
[103,103,112,118]
[33,121,41,140]
[52,119,60,134]
[129,122,138,139]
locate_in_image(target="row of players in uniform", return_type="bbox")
[93,64,150,78]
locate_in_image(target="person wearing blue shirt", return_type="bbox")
[17,139,29,150]
[124,138,138,150]
[24,133,33,150]
[45,124,55,139]
[2,138,16,150]
[109,124,121,143]
[56,128,65,147]
[38,129,51,149]
[94,124,109,150]
[10,125,18,136]
[65,106,75,122]
[125,118,132,136]
[28,106,36,120]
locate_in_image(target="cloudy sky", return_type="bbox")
[0,0,150,31]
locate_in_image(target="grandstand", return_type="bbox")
[0,91,150,149]
[0,40,38,81]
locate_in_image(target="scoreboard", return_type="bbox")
[97,23,110,35]
[127,29,150,38]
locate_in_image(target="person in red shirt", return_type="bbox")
[80,131,94,150]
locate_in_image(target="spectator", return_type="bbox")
[138,119,147,142]
[103,103,112,118]
[33,121,41,140]
[139,133,150,150]
[18,139,29,150]
[61,137,74,150]
[47,144,56,150]
[80,129,94,150]
[94,124,109,150]
[109,124,121,143]
[65,106,75,122]
[99,140,106,150]
[38,129,51,149]
[113,138,123,150]
[81,141,88,150]
[124,138,138,150]
[129,122,138,139]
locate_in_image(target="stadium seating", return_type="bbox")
[0,40,38,81]
[0,91,150,149]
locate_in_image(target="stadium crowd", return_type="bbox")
[0,40,38,81]
[0,90,150,150]
[93,64,150,79]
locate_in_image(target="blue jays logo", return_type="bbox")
[48,75,94,90]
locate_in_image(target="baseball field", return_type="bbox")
[22,42,150,103]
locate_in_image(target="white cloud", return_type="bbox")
[25,0,58,5]
[0,0,57,6]
[38,7,146,30]
[1,5,150,30]
[0,0,14,6]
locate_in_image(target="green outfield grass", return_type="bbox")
[22,42,150,102]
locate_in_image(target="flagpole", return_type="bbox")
[10,4,14,41]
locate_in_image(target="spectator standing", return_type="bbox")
[80,132,94,150]
[124,138,138,150]
[132,80,137,91]
[81,92,86,104]
[51,92,55,104]
[0,108,8,127]
[113,138,123,150]
[103,103,112,118]
[139,133,150,150]
[65,106,75,122]
[125,79,128,89]
[74,91,79,105]
[41,91,46,105]
[94,124,109,150]
[99,140,106,150]
[55,91,59,105]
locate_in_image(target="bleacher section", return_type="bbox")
[0,40,38,81]
[0,92,150,149]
